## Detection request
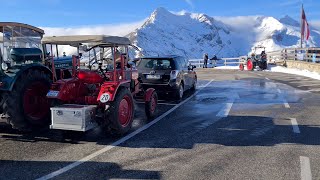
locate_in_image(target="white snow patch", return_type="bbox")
[215,65,320,80]
[267,65,320,80]
[215,66,239,70]
[214,64,320,81]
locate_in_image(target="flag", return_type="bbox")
[301,6,310,41]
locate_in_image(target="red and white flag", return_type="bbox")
[301,6,310,41]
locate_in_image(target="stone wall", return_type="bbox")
[284,60,320,73]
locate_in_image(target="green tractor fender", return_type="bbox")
[0,64,52,91]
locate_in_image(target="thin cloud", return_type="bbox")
[41,20,145,37]
[41,20,146,56]
[278,0,302,7]
[310,20,320,30]
[184,0,195,10]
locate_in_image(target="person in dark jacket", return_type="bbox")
[210,54,218,67]
[203,53,208,68]
[211,54,218,60]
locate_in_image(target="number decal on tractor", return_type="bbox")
[100,93,110,103]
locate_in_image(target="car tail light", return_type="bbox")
[170,70,179,79]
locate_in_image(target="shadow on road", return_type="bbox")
[0,88,197,145]
[115,115,320,149]
[0,160,161,180]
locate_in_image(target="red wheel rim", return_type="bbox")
[247,59,253,71]
[23,82,50,121]
[118,95,133,127]
[239,64,244,71]
[150,94,157,113]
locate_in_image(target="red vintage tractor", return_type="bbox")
[239,46,267,71]
[42,35,158,135]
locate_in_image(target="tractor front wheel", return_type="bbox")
[239,64,244,71]
[4,69,51,130]
[105,88,134,135]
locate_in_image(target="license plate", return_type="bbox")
[47,90,59,97]
[146,75,161,79]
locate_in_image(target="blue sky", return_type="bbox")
[1,0,319,27]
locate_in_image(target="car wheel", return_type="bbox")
[191,78,197,91]
[175,83,184,100]
[145,91,158,120]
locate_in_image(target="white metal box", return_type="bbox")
[50,104,98,131]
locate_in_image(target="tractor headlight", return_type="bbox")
[1,63,8,71]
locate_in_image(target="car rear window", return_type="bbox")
[137,59,175,70]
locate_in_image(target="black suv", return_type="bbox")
[136,55,197,99]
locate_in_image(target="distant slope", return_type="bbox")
[128,8,320,58]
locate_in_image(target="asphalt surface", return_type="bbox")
[1,68,320,180]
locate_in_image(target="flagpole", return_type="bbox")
[300,4,303,48]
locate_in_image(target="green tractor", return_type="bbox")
[0,22,71,131]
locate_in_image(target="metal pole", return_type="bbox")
[56,44,59,58]
[300,4,303,48]
[50,44,56,81]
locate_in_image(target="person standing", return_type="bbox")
[203,53,208,68]
[210,54,218,67]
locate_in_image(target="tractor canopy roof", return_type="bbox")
[41,35,131,47]
[0,22,44,36]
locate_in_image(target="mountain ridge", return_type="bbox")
[128,7,320,58]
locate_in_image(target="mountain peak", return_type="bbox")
[279,15,299,27]
[152,7,172,16]
[147,7,174,23]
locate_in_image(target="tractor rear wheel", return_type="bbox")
[4,69,51,130]
[105,88,134,135]
[145,91,158,120]
[247,59,254,71]
[261,61,267,70]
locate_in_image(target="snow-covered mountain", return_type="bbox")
[128,7,320,58]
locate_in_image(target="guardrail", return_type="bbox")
[267,47,320,63]
[189,58,240,68]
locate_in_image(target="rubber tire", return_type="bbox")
[145,91,158,120]
[239,64,244,71]
[262,61,267,70]
[105,88,134,135]
[191,77,197,91]
[174,83,184,100]
[3,69,51,130]
[247,60,254,71]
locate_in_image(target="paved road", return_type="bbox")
[0,68,320,180]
